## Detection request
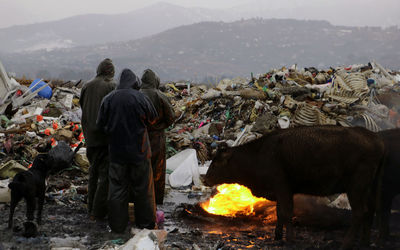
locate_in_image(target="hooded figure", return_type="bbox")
[140,69,175,204]
[80,58,116,220]
[97,69,158,233]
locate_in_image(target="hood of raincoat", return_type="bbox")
[117,69,142,90]
[141,69,160,89]
[96,58,115,79]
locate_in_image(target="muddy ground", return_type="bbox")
[1,170,400,249]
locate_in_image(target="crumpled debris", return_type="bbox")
[1,61,400,192]
[163,61,400,177]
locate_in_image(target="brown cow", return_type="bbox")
[205,126,385,249]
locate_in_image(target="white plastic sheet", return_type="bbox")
[167,149,200,188]
[0,178,11,203]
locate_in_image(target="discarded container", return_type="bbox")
[29,79,52,99]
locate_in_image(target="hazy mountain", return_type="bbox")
[0,2,228,53]
[1,1,399,53]
[233,0,400,28]
[2,19,399,82]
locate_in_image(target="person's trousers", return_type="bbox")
[87,146,109,219]
[149,131,167,205]
[108,159,156,233]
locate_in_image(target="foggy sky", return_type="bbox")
[0,0,251,28]
[1,0,399,29]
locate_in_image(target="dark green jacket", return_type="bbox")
[80,59,116,147]
[140,69,175,131]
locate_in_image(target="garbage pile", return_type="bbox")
[0,60,400,191]
[0,60,87,203]
[164,61,400,169]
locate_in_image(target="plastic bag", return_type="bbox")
[48,141,74,173]
[167,149,200,188]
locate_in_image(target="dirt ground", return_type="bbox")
[1,171,400,250]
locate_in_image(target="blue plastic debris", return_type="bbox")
[29,79,52,99]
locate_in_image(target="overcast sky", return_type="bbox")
[0,0,254,28]
[1,0,399,29]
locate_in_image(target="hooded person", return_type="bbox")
[97,68,158,233]
[80,58,116,220]
[140,69,175,204]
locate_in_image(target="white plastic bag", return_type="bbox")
[167,149,200,188]
[278,116,290,129]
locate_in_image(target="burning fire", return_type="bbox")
[201,183,273,217]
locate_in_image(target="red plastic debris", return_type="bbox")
[44,129,51,136]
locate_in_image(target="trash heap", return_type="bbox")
[0,60,400,191]
[164,61,400,169]
[0,60,87,203]
[0,60,399,248]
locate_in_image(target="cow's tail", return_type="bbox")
[374,146,387,226]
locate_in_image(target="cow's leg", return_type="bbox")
[360,190,375,247]
[378,193,393,245]
[274,184,294,242]
[8,191,22,229]
[344,190,365,250]
[275,200,284,241]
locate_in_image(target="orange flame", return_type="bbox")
[201,183,272,217]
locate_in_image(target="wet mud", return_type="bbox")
[1,174,400,249]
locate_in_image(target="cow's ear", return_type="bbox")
[218,142,228,152]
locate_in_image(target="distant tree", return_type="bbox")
[36,69,51,79]
[58,69,94,81]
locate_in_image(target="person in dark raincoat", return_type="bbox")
[80,58,116,220]
[97,69,158,233]
[140,69,175,204]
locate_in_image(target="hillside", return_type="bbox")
[2,19,400,81]
[1,0,399,53]
[0,2,225,53]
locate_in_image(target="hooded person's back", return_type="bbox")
[140,69,175,131]
[97,69,157,164]
[140,69,175,204]
[80,58,116,146]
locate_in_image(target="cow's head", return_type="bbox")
[205,142,235,186]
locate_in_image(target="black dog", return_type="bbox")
[8,154,50,229]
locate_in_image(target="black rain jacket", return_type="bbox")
[97,69,157,164]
